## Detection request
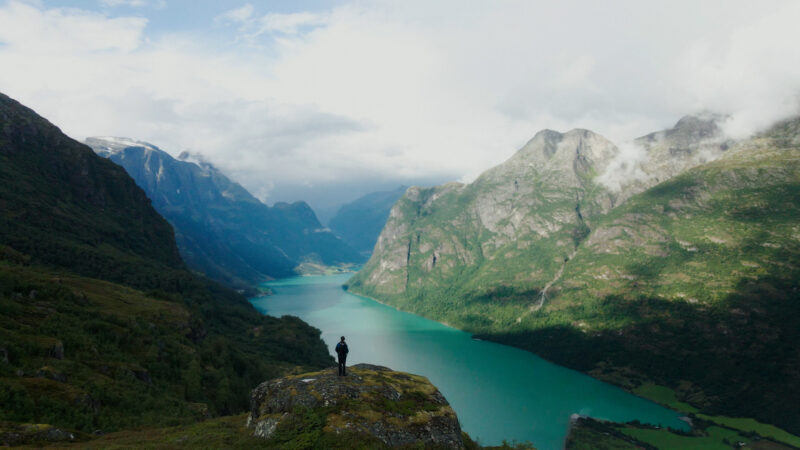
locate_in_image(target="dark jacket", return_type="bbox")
[335,342,349,358]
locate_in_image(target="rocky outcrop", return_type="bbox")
[247,364,464,448]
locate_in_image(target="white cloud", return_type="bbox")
[0,1,146,52]
[257,12,327,35]
[1,0,799,207]
[215,4,254,24]
[99,0,160,8]
[671,2,800,138]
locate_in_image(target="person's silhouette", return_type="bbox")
[335,336,349,376]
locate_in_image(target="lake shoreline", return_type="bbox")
[342,284,695,422]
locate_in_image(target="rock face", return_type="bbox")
[247,364,464,448]
[86,136,362,288]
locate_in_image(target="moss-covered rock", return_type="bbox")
[247,364,464,448]
[0,421,86,446]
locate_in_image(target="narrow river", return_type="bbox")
[250,273,687,449]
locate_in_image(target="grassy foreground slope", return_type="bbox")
[350,117,800,435]
[0,92,333,439]
[0,262,331,433]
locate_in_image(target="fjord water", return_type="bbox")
[251,273,687,449]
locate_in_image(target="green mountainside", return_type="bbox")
[349,115,800,434]
[328,186,408,254]
[85,137,362,290]
[0,92,333,442]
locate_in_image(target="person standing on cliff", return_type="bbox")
[335,336,349,376]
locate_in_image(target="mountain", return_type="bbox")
[348,115,800,434]
[86,137,362,288]
[0,92,333,441]
[349,128,619,314]
[328,186,408,254]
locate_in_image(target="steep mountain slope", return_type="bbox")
[86,137,361,288]
[0,92,333,438]
[328,186,408,254]
[0,100,182,290]
[349,115,800,434]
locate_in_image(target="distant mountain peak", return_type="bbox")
[177,150,215,170]
[86,136,162,156]
[670,111,726,141]
[674,110,725,128]
[489,126,618,188]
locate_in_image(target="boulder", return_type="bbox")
[247,364,464,448]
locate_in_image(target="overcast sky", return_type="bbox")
[1,0,799,217]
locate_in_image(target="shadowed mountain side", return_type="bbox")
[481,271,800,435]
[0,94,183,290]
[86,137,362,288]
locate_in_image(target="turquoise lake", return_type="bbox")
[250,273,687,449]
